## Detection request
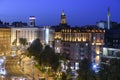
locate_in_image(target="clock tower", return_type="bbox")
[60,10,67,25]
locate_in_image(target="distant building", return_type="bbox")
[11,21,28,27]
[60,10,67,25]
[96,21,120,29]
[101,29,120,64]
[96,21,108,29]
[29,16,36,27]
[101,6,120,65]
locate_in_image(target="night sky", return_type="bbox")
[0,0,120,26]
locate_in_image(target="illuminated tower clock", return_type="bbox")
[60,10,67,24]
[29,16,36,27]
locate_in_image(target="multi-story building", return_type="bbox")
[1,17,54,54]
[55,27,105,62]
[54,12,105,64]
[101,7,120,65]
[101,29,120,64]
[10,16,54,47]
[10,27,38,46]
[0,27,11,53]
[38,26,55,46]
[54,11,105,69]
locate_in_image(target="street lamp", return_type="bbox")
[22,61,24,73]
[31,56,35,80]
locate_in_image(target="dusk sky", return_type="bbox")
[0,0,120,26]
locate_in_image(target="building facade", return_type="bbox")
[101,30,120,64]
[11,27,38,46]
[10,26,54,46]
[0,27,11,53]
[54,27,105,65]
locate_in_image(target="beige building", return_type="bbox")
[0,27,11,53]
[54,27,105,65]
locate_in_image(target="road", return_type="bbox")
[5,55,26,80]
[1,53,53,80]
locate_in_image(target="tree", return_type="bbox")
[12,39,17,45]
[39,45,59,72]
[99,64,110,80]
[99,59,120,80]
[27,38,43,58]
[77,58,96,80]
[109,59,120,80]
[61,72,67,80]
[19,38,27,45]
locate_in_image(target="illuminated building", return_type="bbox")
[0,27,11,53]
[38,26,55,46]
[60,10,67,25]
[45,26,50,44]
[11,27,38,46]
[53,11,105,68]
[10,26,54,47]
[54,26,105,64]
[10,16,54,47]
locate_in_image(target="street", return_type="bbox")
[5,55,26,80]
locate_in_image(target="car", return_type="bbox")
[0,68,7,75]
[11,53,16,57]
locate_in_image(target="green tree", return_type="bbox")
[77,58,96,80]
[61,72,67,80]
[109,59,120,80]
[66,66,72,80]
[99,64,110,80]
[19,38,27,45]
[39,45,59,72]
[12,39,17,45]
[27,38,43,58]
[99,59,120,80]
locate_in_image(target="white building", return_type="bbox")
[10,26,54,47]
[11,27,38,46]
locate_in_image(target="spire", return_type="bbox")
[62,10,65,15]
[107,6,110,29]
[108,6,110,17]
[60,10,67,24]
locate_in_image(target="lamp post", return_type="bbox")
[31,56,35,80]
[22,61,24,73]
[32,61,34,80]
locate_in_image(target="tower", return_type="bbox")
[29,16,36,27]
[107,7,110,29]
[60,10,67,24]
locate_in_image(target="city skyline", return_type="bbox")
[0,0,120,26]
